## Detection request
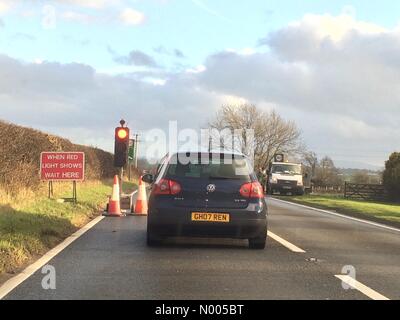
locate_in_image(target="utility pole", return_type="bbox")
[134,133,140,169]
[208,129,212,153]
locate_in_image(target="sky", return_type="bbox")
[1,0,400,169]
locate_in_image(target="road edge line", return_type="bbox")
[335,275,390,300]
[0,215,105,300]
[268,231,306,253]
[270,197,400,233]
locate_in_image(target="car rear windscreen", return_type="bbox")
[166,153,252,180]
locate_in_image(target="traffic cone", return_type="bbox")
[134,176,148,216]
[106,175,122,217]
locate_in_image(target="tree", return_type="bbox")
[313,156,342,187]
[301,151,318,184]
[383,152,400,201]
[351,171,371,184]
[209,104,303,170]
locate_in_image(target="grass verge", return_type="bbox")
[274,194,400,225]
[0,178,137,279]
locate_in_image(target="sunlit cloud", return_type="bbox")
[120,8,145,26]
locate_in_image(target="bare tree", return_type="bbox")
[209,104,303,170]
[301,151,318,185]
[314,156,343,187]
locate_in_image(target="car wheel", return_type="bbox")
[249,235,266,250]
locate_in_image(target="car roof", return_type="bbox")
[271,162,301,166]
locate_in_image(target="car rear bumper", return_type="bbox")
[148,205,267,239]
[270,183,304,194]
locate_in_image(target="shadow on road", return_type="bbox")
[150,237,250,250]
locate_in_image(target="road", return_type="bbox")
[2,197,400,300]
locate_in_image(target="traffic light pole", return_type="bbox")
[134,134,139,169]
[120,167,124,196]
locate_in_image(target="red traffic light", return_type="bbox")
[117,128,128,140]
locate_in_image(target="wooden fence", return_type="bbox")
[312,185,343,194]
[344,182,387,201]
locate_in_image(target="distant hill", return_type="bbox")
[335,160,384,171]
[0,120,117,194]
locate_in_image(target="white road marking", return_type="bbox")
[268,231,306,253]
[270,197,400,234]
[335,275,390,300]
[0,215,105,300]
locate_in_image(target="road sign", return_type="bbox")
[40,152,85,181]
[274,154,284,163]
[129,139,135,161]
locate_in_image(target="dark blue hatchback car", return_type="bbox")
[142,152,268,249]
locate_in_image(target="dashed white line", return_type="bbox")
[335,275,390,300]
[0,215,105,300]
[268,231,306,253]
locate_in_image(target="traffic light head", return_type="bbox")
[114,127,130,168]
[117,128,128,140]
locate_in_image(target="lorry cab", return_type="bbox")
[268,162,305,195]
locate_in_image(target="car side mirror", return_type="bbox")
[142,173,154,184]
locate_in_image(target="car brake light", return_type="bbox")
[170,180,182,195]
[154,179,181,195]
[240,182,264,199]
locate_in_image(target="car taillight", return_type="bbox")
[240,182,264,199]
[154,179,182,195]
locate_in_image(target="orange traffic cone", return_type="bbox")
[106,175,122,217]
[134,176,148,216]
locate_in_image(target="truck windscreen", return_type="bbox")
[271,164,301,175]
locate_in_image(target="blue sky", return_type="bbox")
[1,0,400,168]
[2,0,400,72]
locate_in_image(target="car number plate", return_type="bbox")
[191,212,230,223]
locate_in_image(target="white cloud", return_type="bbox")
[0,0,12,14]
[287,14,386,43]
[186,65,206,74]
[62,11,92,24]
[58,0,120,9]
[120,8,145,26]
[1,13,400,167]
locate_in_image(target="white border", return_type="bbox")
[40,152,86,182]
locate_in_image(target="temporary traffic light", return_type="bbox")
[274,154,284,163]
[114,121,130,168]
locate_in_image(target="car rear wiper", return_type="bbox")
[209,176,240,180]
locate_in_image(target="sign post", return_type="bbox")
[40,152,85,203]
[128,139,135,181]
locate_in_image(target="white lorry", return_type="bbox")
[267,161,305,196]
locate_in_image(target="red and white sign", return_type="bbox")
[40,152,85,181]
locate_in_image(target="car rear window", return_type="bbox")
[166,154,252,180]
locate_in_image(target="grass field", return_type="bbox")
[0,178,137,277]
[275,194,400,224]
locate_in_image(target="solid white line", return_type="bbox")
[0,215,105,300]
[270,197,400,234]
[268,231,306,253]
[335,275,390,300]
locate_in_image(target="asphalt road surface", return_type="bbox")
[3,197,400,300]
